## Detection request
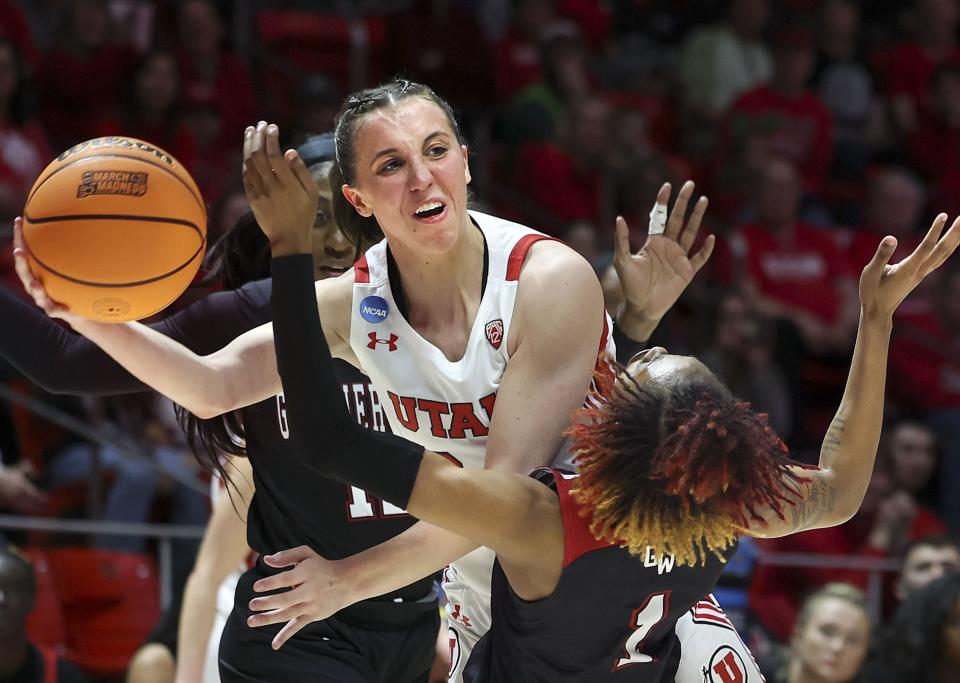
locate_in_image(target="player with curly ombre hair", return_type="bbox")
[568,361,810,568]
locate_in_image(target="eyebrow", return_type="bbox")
[370,131,450,165]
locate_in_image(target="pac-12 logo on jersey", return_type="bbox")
[484,319,504,350]
[368,332,399,351]
[359,295,389,323]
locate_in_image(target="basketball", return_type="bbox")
[21,136,207,322]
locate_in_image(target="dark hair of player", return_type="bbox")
[173,134,339,482]
[567,363,809,567]
[331,78,464,255]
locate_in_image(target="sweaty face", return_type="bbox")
[898,545,960,601]
[311,165,353,280]
[624,347,718,389]
[793,597,870,683]
[343,98,471,257]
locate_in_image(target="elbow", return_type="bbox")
[190,402,231,420]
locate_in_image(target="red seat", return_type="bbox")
[23,548,66,653]
[48,548,160,674]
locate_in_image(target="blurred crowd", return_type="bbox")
[0,0,959,681]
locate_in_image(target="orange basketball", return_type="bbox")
[21,136,207,322]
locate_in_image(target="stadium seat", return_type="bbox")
[23,548,67,653]
[48,548,160,674]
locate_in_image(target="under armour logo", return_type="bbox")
[367,332,398,351]
[449,603,472,627]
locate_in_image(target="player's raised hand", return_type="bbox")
[614,181,714,339]
[242,121,319,256]
[859,213,960,320]
[11,217,84,327]
[246,545,358,650]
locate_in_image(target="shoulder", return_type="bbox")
[516,239,598,292]
[315,270,355,338]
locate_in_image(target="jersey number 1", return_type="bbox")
[613,591,670,670]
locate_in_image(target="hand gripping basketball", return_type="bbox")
[12,217,82,327]
[242,121,319,256]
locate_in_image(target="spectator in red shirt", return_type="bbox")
[494,0,559,100]
[749,458,947,642]
[886,0,960,134]
[718,24,834,195]
[174,0,254,146]
[735,159,858,354]
[500,21,594,149]
[36,0,139,150]
[511,96,608,233]
[0,39,50,225]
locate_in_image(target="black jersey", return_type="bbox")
[0,282,433,603]
[469,468,733,683]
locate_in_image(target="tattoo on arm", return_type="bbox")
[820,412,848,465]
[789,477,839,533]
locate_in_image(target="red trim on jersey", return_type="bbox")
[354,255,370,283]
[598,312,609,355]
[506,235,557,281]
[553,468,614,567]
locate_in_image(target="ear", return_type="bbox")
[461,144,471,186]
[341,183,373,218]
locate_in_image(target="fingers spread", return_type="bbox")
[253,566,302,593]
[923,214,960,272]
[247,602,308,628]
[690,234,716,273]
[679,196,708,252]
[249,589,302,614]
[665,180,695,239]
[864,236,898,276]
[264,546,313,567]
[287,150,317,194]
[613,216,631,263]
[273,618,308,650]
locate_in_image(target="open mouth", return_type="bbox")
[413,201,446,219]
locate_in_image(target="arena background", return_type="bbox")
[0,0,958,681]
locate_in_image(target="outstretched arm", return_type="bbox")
[749,215,960,538]
[11,220,353,416]
[0,264,271,395]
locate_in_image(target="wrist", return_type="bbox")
[269,235,313,257]
[616,305,661,343]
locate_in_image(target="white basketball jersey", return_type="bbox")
[349,210,613,673]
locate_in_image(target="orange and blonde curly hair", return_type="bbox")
[566,363,809,567]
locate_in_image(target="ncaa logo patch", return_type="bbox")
[359,295,389,323]
[708,646,747,683]
[485,319,504,350]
